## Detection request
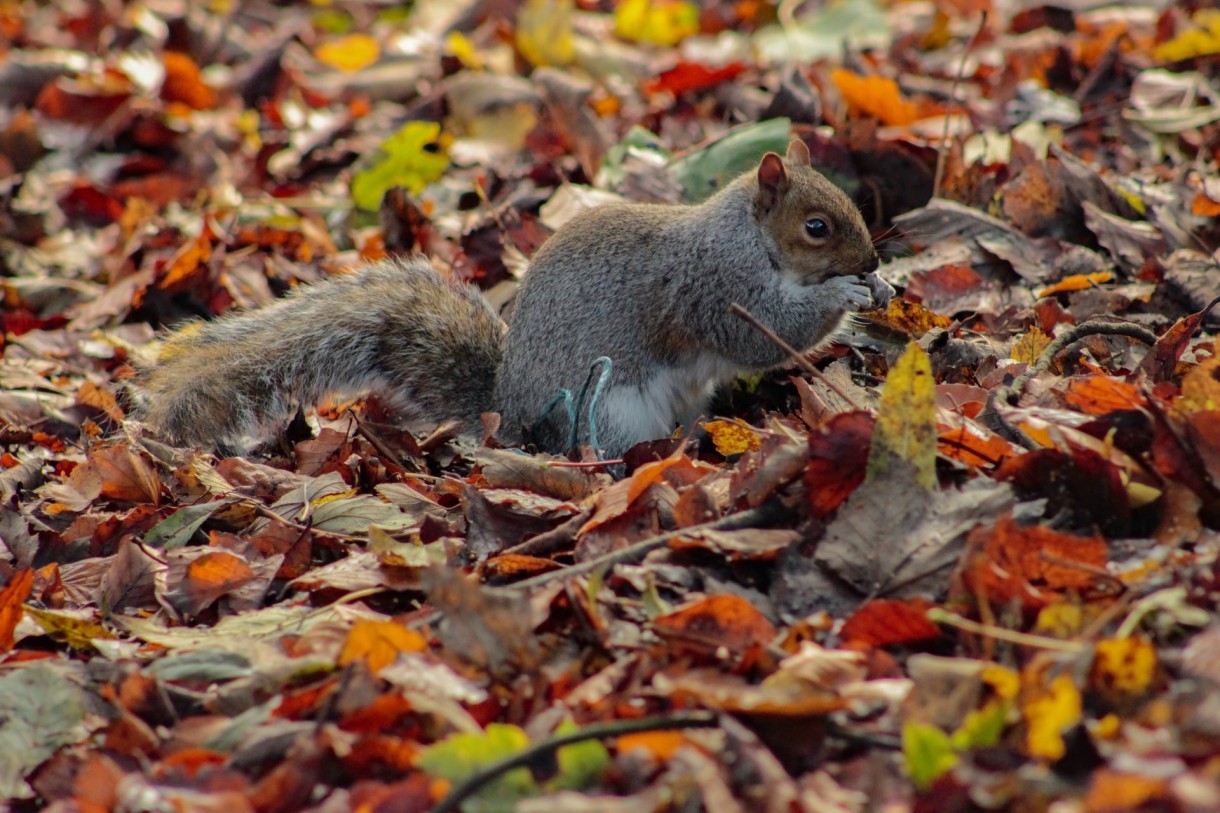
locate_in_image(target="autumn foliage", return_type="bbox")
[1,1,1219,811]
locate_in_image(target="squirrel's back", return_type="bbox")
[136,257,504,449]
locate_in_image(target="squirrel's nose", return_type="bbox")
[864,251,880,274]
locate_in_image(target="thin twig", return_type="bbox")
[933,11,988,199]
[500,505,594,558]
[981,319,1158,446]
[1002,320,1157,405]
[928,608,1085,653]
[497,500,790,594]
[728,303,856,404]
[432,712,720,813]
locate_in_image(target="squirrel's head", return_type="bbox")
[753,140,879,285]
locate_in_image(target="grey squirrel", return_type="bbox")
[136,139,894,457]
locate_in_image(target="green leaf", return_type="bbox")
[596,126,671,190]
[903,721,959,791]
[950,699,1011,751]
[550,720,611,791]
[669,118,791,202]
[350,121,450,212]
[417,724,536,811]
[143,499,231,549]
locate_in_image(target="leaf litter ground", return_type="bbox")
[1,1,1219,811]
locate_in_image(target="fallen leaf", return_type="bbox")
[868,341,937,492]
[0,570,34,652]
[701,420,761,455]
[338,619,427,673]
[315,34,380,73]
[831,69,920,126]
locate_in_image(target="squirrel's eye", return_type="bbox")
[805,218,830,239]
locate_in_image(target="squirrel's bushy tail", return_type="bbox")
[135,257,504,449]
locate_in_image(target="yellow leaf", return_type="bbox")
[26,607,115,652]
[830,69,919,126]
[447,32,483,70]
[614,0,700,46]
[516,0,575,67]
[1023,672,1081,761]
[1090,637,1157,698]
[1010,326,1051,365]
[1173,339,1220,416]
[315,33,380,73]
[701,420,761,456]
[867,341,937,491]
[982,665,1020,701]
[339,619,427,673]
[1091,713,1121,740]
[1153,9,1220,62]
[1033,602,1084,639]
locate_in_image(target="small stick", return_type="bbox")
[928,608,1085,653]
[495,500,788,593]
[432,711,720,813]
[999,319,1157,407]
[728,302,857,405]
[933,11,989,199]
[982,319,1157,447]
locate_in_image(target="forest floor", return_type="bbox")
[1,1,1219,811]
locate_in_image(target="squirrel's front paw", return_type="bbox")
[824,275,876,312]
[864,272,895,310]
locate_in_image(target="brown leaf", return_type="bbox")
[89,442,161,505]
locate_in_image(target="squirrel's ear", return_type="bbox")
[786,138,811,166]
[757,152,788,211]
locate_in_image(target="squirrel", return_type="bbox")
[135,139,894,458]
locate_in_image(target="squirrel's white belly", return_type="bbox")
[599,355,739,449]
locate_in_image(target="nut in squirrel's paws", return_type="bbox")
[864,272,895,310]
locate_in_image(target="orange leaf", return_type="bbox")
[161,52,217,110]
[338,619,427,673]
[187,551,255,593]
[651,594,776,657]
[961,515,1107,609]
[616,731,687,760]
[1083,770,1168,811]
[158,224,216,291]
[1037,271,1114,298]
[77,381,125,423]
[1192,191,1220,217]
[627,452,716,505]
[840,599,941,647]
[830,69,919,126]
[0,569,34,652]
[1061,376,1145,415]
